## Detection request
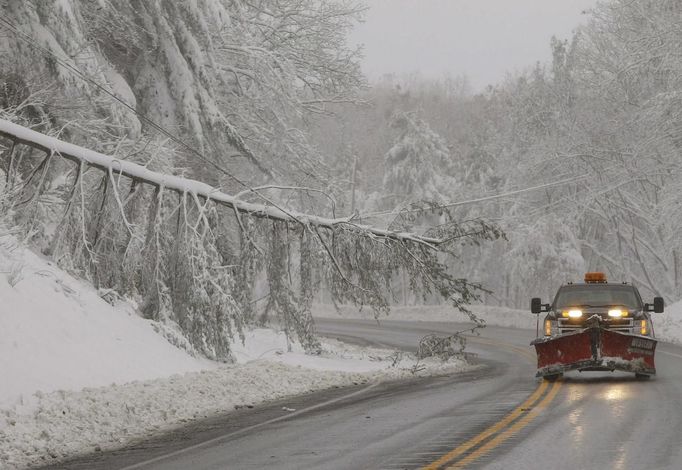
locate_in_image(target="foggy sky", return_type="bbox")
[351,0,599,90]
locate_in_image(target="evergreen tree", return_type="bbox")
[382,112,458,209]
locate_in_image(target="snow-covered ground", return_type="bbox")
[0,235,470,469]
[651,300,682,346]
[0,236,215,410]
[2,337,467,469]
[312,303,536,330]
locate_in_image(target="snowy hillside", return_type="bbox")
[0,234,214,409]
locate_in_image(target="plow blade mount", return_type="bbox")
[531,327,656,377]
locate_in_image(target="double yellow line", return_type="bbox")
[423,344,562,469]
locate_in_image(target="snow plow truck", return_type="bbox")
[531,272,664,381]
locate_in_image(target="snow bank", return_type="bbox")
[233,328,394,373]
[313,303,536,330]
[1,333,468,469]
[653,299,682,345]
[0,235,215,410]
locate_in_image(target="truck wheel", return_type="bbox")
[544,373,562,382]
[635,373,650,380]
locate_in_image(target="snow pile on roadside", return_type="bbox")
[312,303,535,330]
[0,235,215,410]
[234,328,394,372]
[1,336,468,469]
[653,300,682,345]
[234,328,470,376]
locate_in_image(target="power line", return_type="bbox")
[358,173,591,220]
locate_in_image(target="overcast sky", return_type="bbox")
[351,0,600,91]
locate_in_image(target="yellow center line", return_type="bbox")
[421,380,549,470]
[446,380,562,469]
[422,336,560,470]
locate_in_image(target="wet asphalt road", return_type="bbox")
[49,318,682,470]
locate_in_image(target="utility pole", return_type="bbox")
[350,152,358,213]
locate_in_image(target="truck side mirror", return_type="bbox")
[531,297,542,314]
[645,297,665,313]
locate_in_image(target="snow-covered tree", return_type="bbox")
[303,0,682,308]
[382,112,458,209]
[0,118,502,359]
[0,0,366,190]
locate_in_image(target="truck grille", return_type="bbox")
[558,317,634,334]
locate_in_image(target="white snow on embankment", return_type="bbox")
[0,238,215,410]
[0,235,470,469]
[313,303,536,330]
[652,300,682,346]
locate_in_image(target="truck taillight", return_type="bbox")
[641,320,648,336]
[545,319,552,336]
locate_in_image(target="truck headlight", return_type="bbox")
[608,309,624,318]
[562,309,583,318]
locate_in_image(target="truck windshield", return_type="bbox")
[554,285,641,310]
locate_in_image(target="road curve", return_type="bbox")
[48,318,682,469]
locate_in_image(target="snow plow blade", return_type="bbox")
[531,327,656,377]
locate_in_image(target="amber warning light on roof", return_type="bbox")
[584,272,607,283]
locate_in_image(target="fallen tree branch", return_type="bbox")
[0,119,443,246]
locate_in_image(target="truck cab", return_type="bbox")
[530,272,664,381]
